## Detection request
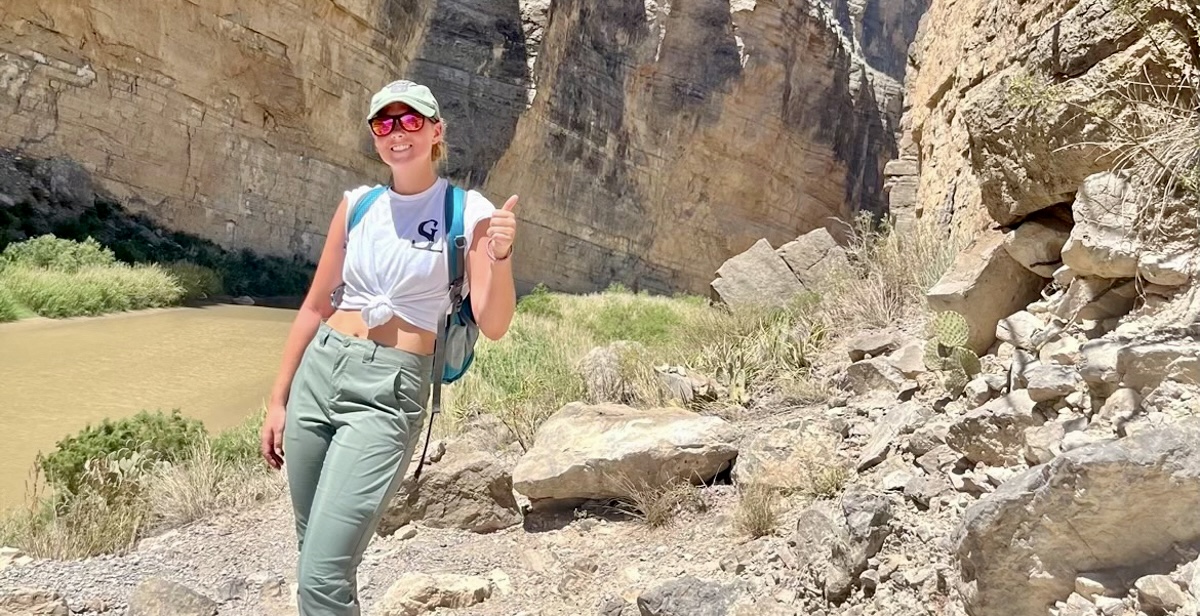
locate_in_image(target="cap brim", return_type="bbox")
[367,94,439,121]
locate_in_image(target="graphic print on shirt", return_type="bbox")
[415,218,439,250]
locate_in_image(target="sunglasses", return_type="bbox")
[368,112,435,137]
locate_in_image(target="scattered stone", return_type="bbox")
[956,419,1200,616]
[1116,335,1200,392]
[128,578,217,616]
[856,402,929,472]
[964,377,992,406]
[1026,364,1080,402]
[377,572,492,616]
[1135,575,1189,615]
[995,310,1045,350]
[1079,337,1126,396]
[382,446,522,534]
[908,420,952,457]
[1040,335,1083,365]
[579,341,654,406]
[846,331,902,362]
[657,365,726,405]
[887,340,928,378]
[947,390,1041,466]
[1138,252,1193,287]
[843,358,910,395]
[1055,592,1102,616]
[0,588,69,616]
[636,575,745,616]
[511,403,739,505]
[1075,575,1112,601]
[927,229,1048,354]
[916,444,961,475]
[1004,214,1072,277]
[1024,422,1065,465]
[792,486,892,604]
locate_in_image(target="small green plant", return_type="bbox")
[162,262,224,300]
[36,410,207,497]
[515,283,560,318]
[584,297,683,345]
[923,311,981,393]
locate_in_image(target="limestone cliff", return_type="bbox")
[888,0,1197,233]
[0,0,925,295]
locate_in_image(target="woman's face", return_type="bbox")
[370,102,442,169]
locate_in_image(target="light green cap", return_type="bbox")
[366,79,441,121]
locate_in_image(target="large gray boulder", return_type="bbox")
[955,419,1200,616]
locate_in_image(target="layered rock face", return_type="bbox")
[488,0,926,294]
[0,0,925,295]
[888,0,1195,233]
[0,0,530,263]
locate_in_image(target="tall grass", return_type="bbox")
[0,235,223,320]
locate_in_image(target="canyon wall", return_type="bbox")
[0,0,927,295]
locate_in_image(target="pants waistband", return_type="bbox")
[316,321,433,367]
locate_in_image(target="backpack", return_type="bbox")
[345,182,480,480]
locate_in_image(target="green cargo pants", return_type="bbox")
[284,321,432,616]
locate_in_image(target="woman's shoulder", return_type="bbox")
[343,184,382,206]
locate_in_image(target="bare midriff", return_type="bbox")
[325,309,437,356]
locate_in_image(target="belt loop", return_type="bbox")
[319,323,332,346]
[364,343,378,364]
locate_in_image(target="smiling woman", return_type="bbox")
[259,79,522,616]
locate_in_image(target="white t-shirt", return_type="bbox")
[337,178,496,333]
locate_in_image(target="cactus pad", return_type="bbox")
[929,311,970,349]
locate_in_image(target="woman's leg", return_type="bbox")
[294,335,430,616]
[283,325,338,549]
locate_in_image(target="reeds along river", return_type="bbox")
[0,303,296,509]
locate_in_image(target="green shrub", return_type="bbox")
[209,409,266,467]
[1,235,115,272]
[36,410,207,497]
[583,296,683,345]
[516,283,560,318]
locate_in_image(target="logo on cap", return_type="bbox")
[387,80,416,92]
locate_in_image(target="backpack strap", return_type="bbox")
[347,185,388,234]
[415,183,466,482]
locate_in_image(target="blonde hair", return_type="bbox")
[432,119,448,167]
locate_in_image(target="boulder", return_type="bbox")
[777,227,850,287]
[1116,334,1200,392]
[380,447,522,535]
[1138,252,1193,287]
[947,390,1042,466]
[711,239,808,308]
[1004,213,1072,277]
[927,229,1047,354]
[376,573,492,616]
[511,403,739,505]
[846,330,902,362]
[1134,575,1190,615]
[579,341,654,406]
[1051,277,1138,322]
[1078,336,1127,397]
[843,358,909,395]
[0,588,68,616]
[995,311,1045,351]
[1025,364,1080,402]
[887,340,928,378]
[1061,173,1141,280]
[791,485,893,603]
[128,578,217,616]
[636,576,748,616]
[955,419,1200,616]
[732,423,843,492]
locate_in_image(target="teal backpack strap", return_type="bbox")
[347,185,388,233]
[416,183,466,482]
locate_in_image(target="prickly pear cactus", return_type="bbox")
[923,310,980,395]
[929,311,970,348]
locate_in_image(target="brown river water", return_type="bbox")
[0,304,296,509]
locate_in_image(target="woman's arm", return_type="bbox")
[260,197,349,468]
[466,195,518,340]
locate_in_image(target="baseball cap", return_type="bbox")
[366,80,441,121]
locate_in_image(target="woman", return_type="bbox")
[259,79,518,616]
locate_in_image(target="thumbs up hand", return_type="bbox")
[487,195,518,261]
